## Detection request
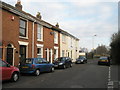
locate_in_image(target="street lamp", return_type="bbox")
[92,34,97,51]
[92,34,97,58]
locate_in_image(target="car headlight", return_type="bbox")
[81,60,83,62]
[59,63,63,65]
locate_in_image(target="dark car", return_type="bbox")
[98,57,110,66]
[53,57,73,69]
[0,59,20,82]
[19,58,55,76]
[75,56,87,64]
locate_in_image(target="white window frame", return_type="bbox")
[19,17,28,39]
[37,24,43,41]
[62,34,66,43]
[54,31,58,44]
[37,44,43,58]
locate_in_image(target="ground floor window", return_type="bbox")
[62,50,65,57]
[37,48,43,58]
[71,50,72,58]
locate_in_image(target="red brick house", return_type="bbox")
[0,1,60,66]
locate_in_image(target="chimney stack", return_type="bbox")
[36,12,42,19]
[15,0,22,11]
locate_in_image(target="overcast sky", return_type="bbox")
[2,0,119,51]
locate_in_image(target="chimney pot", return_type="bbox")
[36,12,42,19]
[56,22,59,28]
[15,0,22,11]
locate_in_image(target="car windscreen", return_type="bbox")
[99,57,108,60]
[78,56,85,59]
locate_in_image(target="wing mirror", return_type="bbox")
[7,64,11,67]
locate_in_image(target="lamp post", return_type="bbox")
[92,34,97,58]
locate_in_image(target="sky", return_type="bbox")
[2,0,119,51]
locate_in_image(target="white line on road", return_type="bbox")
[107,66,113,90]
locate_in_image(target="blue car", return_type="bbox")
[19,58,54,76]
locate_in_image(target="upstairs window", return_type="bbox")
[37,24,43,41]
[54,32,58,44]
[62,34,66,43]
[19,19,27,37]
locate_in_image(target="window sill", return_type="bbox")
[37,39,43,42]
[19,36,28,40]
[54,42,58,44]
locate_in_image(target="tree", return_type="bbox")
[95,45,109,56]
[110,31,120,64]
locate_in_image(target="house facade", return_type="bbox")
[0,1,79,66]
[60,32,79,62]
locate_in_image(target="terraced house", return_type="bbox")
[0,0,79,67]
[60,31,79,62]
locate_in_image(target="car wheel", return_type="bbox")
[70,63,72,67]
[83,61,85,64]
[51,67,55,72]
[11,72,19,82]
[34,69,40,76]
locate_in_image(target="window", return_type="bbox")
[19,19,27,37]
[37,24,43,41]
[62,50,65,57]
[37,48,43,58]
[62,34,66,43]
[54,32,58,44]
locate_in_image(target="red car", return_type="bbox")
[0,59,20,82]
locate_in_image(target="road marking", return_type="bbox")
[107,66,113,90]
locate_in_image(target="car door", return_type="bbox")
[42,59,50,72]
[37,59,48,72]
[67,58,72,67]
[65,57,69,67]
[2,61,12,80]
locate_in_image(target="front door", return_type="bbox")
[20,45,26,63]
[6,48,13,65]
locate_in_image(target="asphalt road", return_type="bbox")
[2,58,109,88]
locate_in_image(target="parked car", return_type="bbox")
[0,59,20,82]
[75,56,87,64]
[19,58,55,76]
[98,56,110,66]
[53,57,73,69]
